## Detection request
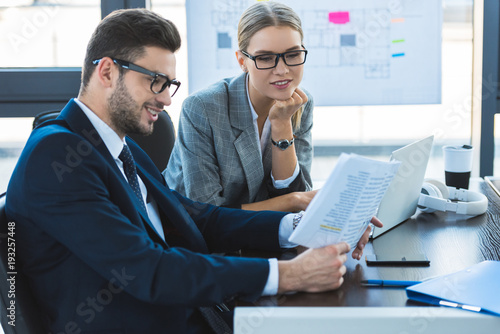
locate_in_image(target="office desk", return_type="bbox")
[235,180,500,333]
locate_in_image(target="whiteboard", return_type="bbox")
[186,0,442,106]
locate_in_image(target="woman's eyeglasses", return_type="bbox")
[241,48,308,70]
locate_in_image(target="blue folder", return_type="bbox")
[406,260,500,316]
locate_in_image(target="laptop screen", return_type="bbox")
[372,135,434,238]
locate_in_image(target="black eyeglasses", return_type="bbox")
[241,47,308,70]
[92,58,181,97]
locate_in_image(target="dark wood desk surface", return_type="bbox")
[242,180,500,308]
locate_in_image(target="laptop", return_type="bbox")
[371,135,434,238]
[484,176,500,198]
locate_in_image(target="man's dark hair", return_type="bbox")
[80,8,181,94]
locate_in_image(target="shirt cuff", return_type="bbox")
[279,213,298,248]
[262,258,279,296]
[271,161,300,189]
[262,215,298,296]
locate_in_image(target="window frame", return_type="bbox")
[478,0,500,176]
[0,0,149,117]
[0,0,498,175]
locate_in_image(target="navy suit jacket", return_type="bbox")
[6,99,287,333]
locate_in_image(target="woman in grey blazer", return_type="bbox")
[164,2,316,211]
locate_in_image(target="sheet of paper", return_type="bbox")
[289,153,400,249]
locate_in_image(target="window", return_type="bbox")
[0,0,100,67]
[150,0,188,129]
[0,0,495,193]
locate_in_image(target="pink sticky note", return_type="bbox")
[329,11,350,24]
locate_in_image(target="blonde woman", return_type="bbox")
[164,2,317,211]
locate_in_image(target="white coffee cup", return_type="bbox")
[442,145,473,189]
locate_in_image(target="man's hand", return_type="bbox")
[351,217,383,260]
[277,242,350,294]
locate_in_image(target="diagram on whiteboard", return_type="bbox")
[186,0,442,106]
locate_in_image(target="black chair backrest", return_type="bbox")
[32,110,60,130]
[32,110,176,172]
[128,110,176,172]
[0,193,45,333]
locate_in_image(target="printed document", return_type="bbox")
[289,153,400,249]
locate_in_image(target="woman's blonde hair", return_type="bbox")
[238,2,305,130]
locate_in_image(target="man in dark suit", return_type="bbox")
[6,9,380,333]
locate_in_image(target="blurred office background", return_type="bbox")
[0,0,498,193]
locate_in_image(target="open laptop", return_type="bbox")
[371,135,434,238]
[485,176,500,198]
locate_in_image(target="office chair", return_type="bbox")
[31,110,60,129]
[32,110,176,172]
[0,193,45,334]
[128,110,176,172]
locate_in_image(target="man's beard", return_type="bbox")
[107,76,154,136]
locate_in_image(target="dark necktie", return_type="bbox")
[119,145,147,213]
[120,145,231,333]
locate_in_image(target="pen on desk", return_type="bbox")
[361,279,421,288]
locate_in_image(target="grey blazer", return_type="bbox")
[164,72,313,207]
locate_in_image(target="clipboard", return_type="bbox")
[406,261,500,316]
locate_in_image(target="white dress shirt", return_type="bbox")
[75,98,296,296]
[245,75,300,189]
[75,99,165,241]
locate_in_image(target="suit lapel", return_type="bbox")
[59,100,167,246]
[137,165,209,254]
[59,99,114,166]
[228,74,265,201]
[61,99,209,253]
